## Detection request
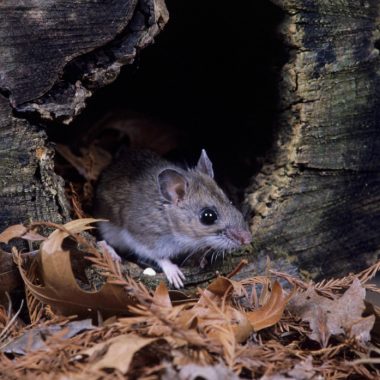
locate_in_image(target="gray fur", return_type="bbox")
[94,149,251,284]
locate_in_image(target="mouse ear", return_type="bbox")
[158,169,188,204]
[196,149,214,178]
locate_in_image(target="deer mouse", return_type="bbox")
[94,149,252,288]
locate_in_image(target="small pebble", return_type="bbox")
[143,267,156,276]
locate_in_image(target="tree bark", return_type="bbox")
[0,0,169,293]
[0,0,168,233]
[248,0,380,279]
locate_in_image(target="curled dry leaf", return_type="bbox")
[246,281,293,332]
[81,333,158,373]
[0,224,27,244]
[153,282,172,309]
[15,219,136,318]
[288,277,375,347]
[0,224,46,244]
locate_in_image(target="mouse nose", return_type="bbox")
[226,228,252,245]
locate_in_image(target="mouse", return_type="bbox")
[93,149,252,288]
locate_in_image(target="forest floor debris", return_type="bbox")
[0,219,380,379]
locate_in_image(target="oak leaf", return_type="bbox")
[1,319,94,354]
[16,219,136,318]
[288,278,375,346]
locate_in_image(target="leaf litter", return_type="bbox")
[0,220,380,378]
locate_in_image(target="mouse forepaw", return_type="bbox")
[97,240,122,262]
[158,259,185,289]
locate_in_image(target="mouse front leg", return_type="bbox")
[97,240,122,262]
[157,258,185,288]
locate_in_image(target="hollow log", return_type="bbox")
[0,0,379,294]
[249,0,380,279]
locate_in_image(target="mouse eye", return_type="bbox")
[200,208,218,225]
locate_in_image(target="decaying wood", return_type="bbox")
[248,0,380,279]
[0,0,169,292]
[0,0,168,224]
[0,94,69,231]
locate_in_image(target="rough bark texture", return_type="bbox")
[0,0,168,122]
[248,0,380,279]
[0,0,169,295]
[0,94,69,228]
[0,0,168,235]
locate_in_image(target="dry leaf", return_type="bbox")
[21,231,46,242]
[56,144,112,181]
[41,218,100,254]
[288,278,375,346]
[287,356,316,379]
[1,319,94,354]
[16,219,135,318]
[82,333,157,373]
[229,308,253,343]
[0,251,21,293]
[165,363,239,380]
[153,282,172,308]
[0,224,27,244]
[246,281,292,331]
[206,276,234,298]
[350,315,376,344]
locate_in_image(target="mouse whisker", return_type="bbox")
[200,248,211,266]
[211,250,219,264]
[180,249,200,266]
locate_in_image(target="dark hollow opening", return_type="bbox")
[49,0,286,214]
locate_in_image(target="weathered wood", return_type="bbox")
[248,0,380,278]
[0,0,168,124]
[0,0,169,293]
[0,94,69,230]
[0,0,138,105]
[0,0,168,229]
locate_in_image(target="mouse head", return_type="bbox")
[157,150,252,253]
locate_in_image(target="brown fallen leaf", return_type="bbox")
[0,250,21,294]
[1,319,94,354]
[15,219,136,318]
[288,277,375,347]
[56,144,112,182]
[153,282,172,309]
[0,224,27,244]
[82,333,158,373]
[21,231,46,242]
[0,224,46,245]
[165,363,240,380]
[287,356,316,379]
[246,281,293,332]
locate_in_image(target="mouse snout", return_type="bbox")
[226,227,252,245]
